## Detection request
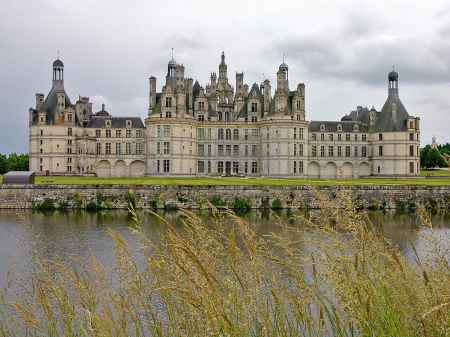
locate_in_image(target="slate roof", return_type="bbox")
[348,107,370,125]
[308,121,367,133]
[30,84,75,125]
[85,116,145,128]
[372,92,409,132]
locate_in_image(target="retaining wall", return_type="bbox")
[0,185,449,210]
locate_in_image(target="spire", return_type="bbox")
[388,66,399,96]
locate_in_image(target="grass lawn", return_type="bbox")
[1,169,449,186]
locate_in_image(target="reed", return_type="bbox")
[1,188,449,336]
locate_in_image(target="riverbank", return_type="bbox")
[1,184,449,210]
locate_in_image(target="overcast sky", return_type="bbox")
[1,0,449,154]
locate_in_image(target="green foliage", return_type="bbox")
[209,195,226,207]
[421,145,447,169]
[260,196,270,209]
[86,201,99,211]
[124,189,136,209]
[233,197,252,211]
[34,198,57,211]
[0,153,29,174]
[271,198,283,209]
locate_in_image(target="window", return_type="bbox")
[294,144,297,156]
[68,114,72,123]
[362,146,367,157]
[208,161,211,173]
[126,130,132,138]
[156,142,160,154]
[379,134,383,141]
[251,162,258,173]
[354,146,358,157]
[293,161,297,173]
[410,133,414,141]
[198,144,204,156]
[105,143,111,154]
[320,134,325,141]
[409,121,413,129]
[297,100,301,110]
[338,146,342,157]
[312,145,317,157]
[300,128,304,140]
[95,130,101,137]
[410,162,414,173]
[198,128,205,139]
[78,147,83,154]
[410,145,414,156]
[345,146,350,157]
[156,160,160,173]
[379,146,383,156]
[207,145,211,156]
[226,129,231,140]
[67,148,72,154]
[226,145,231,156]
[40,130,43,136]
[233,145,239,156]
[164,126,170,137]
[299,144,304,156]
[208,128,211,139]
[329,134,333,141]
[164,142,170,154]
[198,115,204,121]
[245,145,248,156]
[233,162,239,173]
[245,162,248,173]
[40,140,43,145]
[136,143,142,155]
[136,130,142,138]
[163,160,170,172]
[218,112,222,121]
[198,101,205,110]
[362,134,367,141]
[251,129,258,140]
[218,145,224,156]
[198,161,205,173]
[294,128,297,139]
[346,134,350,141]
[96,143,101,154]
[251,116,257,123]
[116,143,121,154]
[225,112,230,121]
[116,130,122,138]
[157,126,161,137]
[233,129,239,140]
[328,146,334,157]
[251,102,258,112]
[106,130,111,138]
[68,127,72,136]
[218,129,224,140]
[299,161,304,173]
[244,129,248,140]
[126,143,132,155]
[218,161,224,173]
[338,134,342,141]
[311,133,317,141]
[320,146,325,157]
[354,134,358,142]
[165,97,172,107]
[252,145,258,156]
[67,166,72,171]
[67,157,72,164]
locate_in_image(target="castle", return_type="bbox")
[29,53,420,178]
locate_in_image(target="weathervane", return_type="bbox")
[392,65,395,71]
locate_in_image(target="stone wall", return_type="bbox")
[0,185,449,210]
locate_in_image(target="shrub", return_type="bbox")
[271,198,283,209]
[209,195,226,207]
[233,197,252,211]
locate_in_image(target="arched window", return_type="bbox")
[226,129,231,140]
[225,112,230,121]
[218,112,222,121]
[218,129,224,140]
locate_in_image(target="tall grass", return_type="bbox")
[1,188,450,336]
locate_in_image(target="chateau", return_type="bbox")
[29,53,420,178]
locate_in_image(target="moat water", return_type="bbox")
[0,209,449,285]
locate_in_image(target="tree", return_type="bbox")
[421,146,447,169]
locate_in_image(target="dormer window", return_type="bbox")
[126,120,132,128]
[337,124,342,131]
[251,103,258,112]
[354,124,358,131]
[105,120,111,127]
[320,124,325,131]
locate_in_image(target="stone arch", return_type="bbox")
[130,160,146,177]
[114,160,126,177]
[324,162,337,178]
[97,160,111,177]
[359,162,370,177]
[340,162,354,178]
[307,161,320,178]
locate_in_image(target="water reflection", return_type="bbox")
[0,209,449,285]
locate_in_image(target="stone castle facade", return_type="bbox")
[29,53,420,177]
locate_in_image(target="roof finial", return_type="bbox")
[172,48,174,59]
[283,54,285,63]
[392,64,395,71]
[58,51,59,60]
[263,73,265,81]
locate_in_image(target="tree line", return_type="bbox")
[0,154,29,174]
[420,144,448,169]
